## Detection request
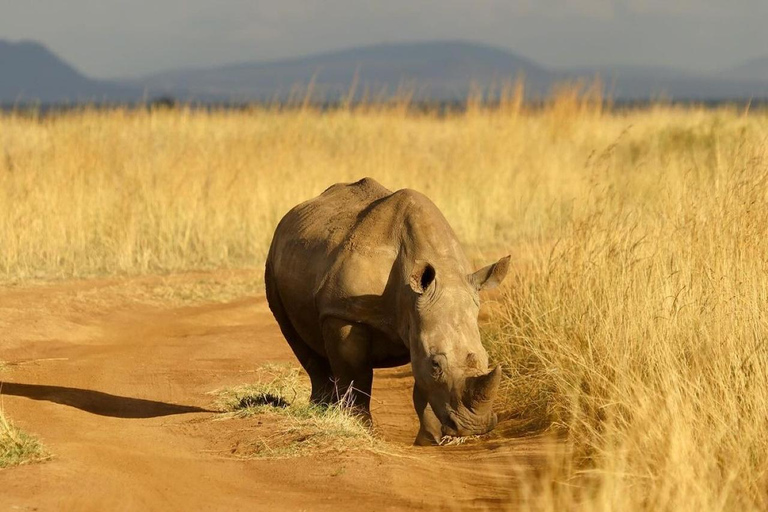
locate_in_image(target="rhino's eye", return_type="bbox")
[430,355,445,379]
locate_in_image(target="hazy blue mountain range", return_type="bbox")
[0,40,140,103]
[1,39,767,104]
[563,62,768,100]
[135,41,555,101]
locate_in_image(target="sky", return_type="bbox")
[1,0,767,78]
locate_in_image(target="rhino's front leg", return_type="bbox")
[413,383,442,446]
[322,317,374,425]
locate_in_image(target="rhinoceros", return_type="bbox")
[265,178,510,445]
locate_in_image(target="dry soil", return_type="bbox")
[0,273,556,511]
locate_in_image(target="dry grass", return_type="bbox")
[1,364,48,469]
[0,94,639,283]
[214,364,377,458]
[2,98,768,508]
[0,408,47,469]
[0,415,46,469]
[480,108,768,509]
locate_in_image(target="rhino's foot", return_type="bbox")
[414,426,441,446]
[347,406,373,429]
[413,384,443,446]
[308,387,335,407]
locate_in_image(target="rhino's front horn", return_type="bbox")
[465,365,502,414]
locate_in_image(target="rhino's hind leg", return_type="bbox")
[321,318,374,424]
[299,350,336,406]
[265,268,336,405]
[413,384,442,446]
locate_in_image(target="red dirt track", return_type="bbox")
[1,275,553,511]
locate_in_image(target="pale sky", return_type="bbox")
[1,0,766,78]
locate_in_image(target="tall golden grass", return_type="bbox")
[0,90,617,281]
[485,136,768,509]
[1,97,767,509]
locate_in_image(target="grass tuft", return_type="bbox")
[235,393,289,410]
[0,409,48,469]
[214,364,377,458]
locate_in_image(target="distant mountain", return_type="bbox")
[563,63,768,100]
[137,41,556,102]
[566,64,699,81]
[139,41,768,102]
[728,55,768,81]
[0,39,139,104]
[3,39,768,105]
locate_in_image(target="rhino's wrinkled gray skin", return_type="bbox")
[265,178,510,445]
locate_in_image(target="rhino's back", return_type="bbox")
[277,177,392,256]
[265,178,393,352]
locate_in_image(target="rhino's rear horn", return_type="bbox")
[464,365,502,414]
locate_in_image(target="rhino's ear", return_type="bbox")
[409,261,436,294]
[469,255,511,291]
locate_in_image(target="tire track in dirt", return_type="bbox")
[0,275,556,511]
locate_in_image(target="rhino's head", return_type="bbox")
[404,255,510,444]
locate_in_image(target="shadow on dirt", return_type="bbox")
[0,382,212,418]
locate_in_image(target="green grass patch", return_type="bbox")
[0,410,48,469]
[214,363,378,458]
[1,362,49,468]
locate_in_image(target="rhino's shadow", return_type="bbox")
[0,382,212,418]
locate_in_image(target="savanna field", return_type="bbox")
[1,97,768,510]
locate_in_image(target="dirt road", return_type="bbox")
[0,274,553,511]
